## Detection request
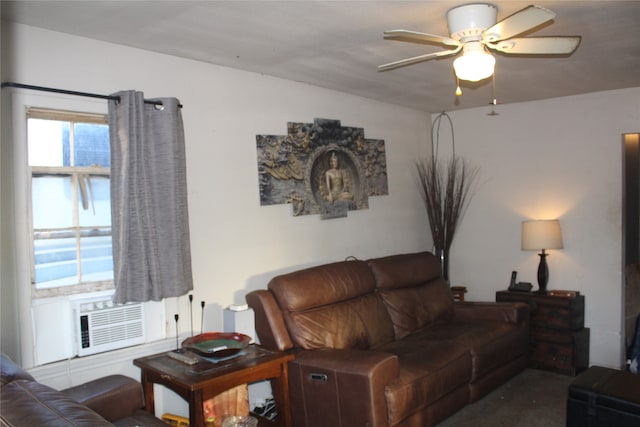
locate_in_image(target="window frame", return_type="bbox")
[10,93,114,367]
[27,108,114,299]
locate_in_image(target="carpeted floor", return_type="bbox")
[437,369,575,427]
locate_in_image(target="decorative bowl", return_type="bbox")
[181,332,251,357]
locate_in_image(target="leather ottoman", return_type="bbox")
[567,365,640,427]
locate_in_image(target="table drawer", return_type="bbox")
[529,328,590,375]
[496,291,585,330]
[532,302,584,330]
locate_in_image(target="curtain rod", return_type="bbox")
[1,82,183,108]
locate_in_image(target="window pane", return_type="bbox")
[28,119,70,167]
[32,175,73,229]
[74,123,110,167]
[34,235,78,288]
[80,233,114,282]
[28,111,112,295]
[78,176,111,227]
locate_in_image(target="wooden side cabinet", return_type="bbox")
[451,286,467,302]
[496,290,589,376]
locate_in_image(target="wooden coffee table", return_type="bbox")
[133,345,294,427]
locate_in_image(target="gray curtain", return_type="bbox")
[108,91,193,303]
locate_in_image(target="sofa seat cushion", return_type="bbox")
[1,380,112,426]
[378,339,471,425]
[404,321,528,382]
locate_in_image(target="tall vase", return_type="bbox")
[435,247,450,283]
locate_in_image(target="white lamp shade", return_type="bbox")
[521,219,564,250]
[453,42,495,82]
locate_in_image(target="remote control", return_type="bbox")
[167,350,199,365]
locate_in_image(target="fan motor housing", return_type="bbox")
[447,3,497,42]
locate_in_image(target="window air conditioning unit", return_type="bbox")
[74,297,145,356]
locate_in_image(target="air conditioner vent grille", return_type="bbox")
[91,305,142,326]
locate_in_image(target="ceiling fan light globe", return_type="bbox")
[453,50,495,82]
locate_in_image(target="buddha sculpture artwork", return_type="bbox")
[324,151,353,204]
[256,118,388,219]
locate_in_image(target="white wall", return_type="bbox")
[0,22,430,363]
[438,88,640,368]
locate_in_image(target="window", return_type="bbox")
[27,108,113,297]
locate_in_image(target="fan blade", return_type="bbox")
[487,36,581,54]
[378,46,462,72]
[483,5,556,42]
[384,30,460,48]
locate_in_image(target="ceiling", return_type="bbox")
[2,1,640,113]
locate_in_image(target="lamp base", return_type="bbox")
[536,249,549,293]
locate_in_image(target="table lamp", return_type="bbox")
[521,219,563,293]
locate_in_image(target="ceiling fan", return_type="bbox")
[378,3,581,82]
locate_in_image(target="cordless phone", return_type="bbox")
[508,271,532,292]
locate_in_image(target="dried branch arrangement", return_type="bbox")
[416,113,479,280]
[416,157,478,254]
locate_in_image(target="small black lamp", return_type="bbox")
[521,219,564,293]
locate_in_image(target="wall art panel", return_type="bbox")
[256,118,388,219]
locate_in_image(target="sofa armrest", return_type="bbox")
[62,374,144,422]
[453,301,530,325]
[1,353,36,386]
[246,289,294,351]
[289,348,399,426]
[1,380,113,426]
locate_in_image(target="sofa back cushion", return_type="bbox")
[268,260,395,350]
[368,252,454,340]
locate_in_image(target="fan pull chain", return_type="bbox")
[492,71,497,105]
[455,77,462,96]
[488,72,499,116]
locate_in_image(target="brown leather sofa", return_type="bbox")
[247,251,530,427]
[0,352,166,426]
